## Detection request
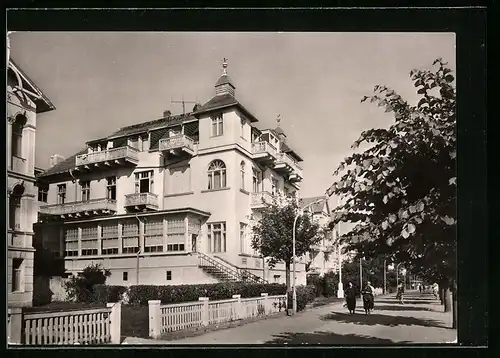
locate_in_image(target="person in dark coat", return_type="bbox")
[362,281,375,314]
[345,282,357,314]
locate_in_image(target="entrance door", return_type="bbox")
[191,234,198,252]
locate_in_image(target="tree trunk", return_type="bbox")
[443,282,452,313]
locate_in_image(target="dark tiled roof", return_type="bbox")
[38,148,88,178]
[215,74,235,88]
[281,142,303,162]
[274,126,286,136]
[300,196,327,214]
[193,93,258,123]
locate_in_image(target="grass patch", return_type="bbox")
[309,296,343,308]
[121,305,149,339]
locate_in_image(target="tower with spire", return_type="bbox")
[274,114,287,143]
[214,58,236,97]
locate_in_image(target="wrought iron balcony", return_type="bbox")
[251,191,275,209]
[124,192,159,211]
[274,152,303,180]
[75,146,139,169]
[251,141,277,165]
[158,135,196,157]
[39,198,117,219]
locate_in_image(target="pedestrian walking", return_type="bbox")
[419,284,422,293]
[432,283,439,299]
[396,282,405,304]
[345,282,357,315]
[362,281,375,314]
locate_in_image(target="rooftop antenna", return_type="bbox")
[171,95,198,115]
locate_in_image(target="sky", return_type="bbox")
[10,32,455,204]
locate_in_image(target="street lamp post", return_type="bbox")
[396,263,403,288]
[383,259,387,294]
[292,198,324,314]
[359,258,363,290]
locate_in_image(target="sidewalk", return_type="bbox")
[123,291,456,345]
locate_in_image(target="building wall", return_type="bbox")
[7,76,38,307]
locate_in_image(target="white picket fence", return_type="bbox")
[8,302,121,345]
[148,293,287,338]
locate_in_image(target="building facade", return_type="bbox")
[35,61,307,287]
[8,59,56,307]
[301,197,338,276]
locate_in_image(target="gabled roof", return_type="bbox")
[300,196,328,214]
[193,93,258,123]
[9,59,56,114]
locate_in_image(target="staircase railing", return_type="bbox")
[198,252,241,281]
[214,255,268,284]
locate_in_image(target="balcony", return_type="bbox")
[251,141,277,166]
[159,135,196,158]
[75,146,139,170]
[124,192,159,212]
[251,191,274,209]
[39,198,117,219]
[274,153,303,181]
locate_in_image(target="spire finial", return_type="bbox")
[222,57,228,75]
[277,114,281,126]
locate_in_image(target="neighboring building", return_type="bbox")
[34,60,307,287]
[7,59,56,307]
[300,197,338,276]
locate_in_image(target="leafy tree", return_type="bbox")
[327,59,456,326]
[64,264,111,303]
[250,194,322,295]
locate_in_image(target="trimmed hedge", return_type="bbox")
[306,272,339,298]
[93,284,128,303]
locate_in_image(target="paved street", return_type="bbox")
[123,291,456,345]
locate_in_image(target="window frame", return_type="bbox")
[135,170,154,194]
[57,184,67,204]
[211,114,224,137]
[106,176,117,200]
[208,222,227,253]
[80,180,91,202]
[240,161,245,190]
[166,270,172,281]
[207,160,227,191]
[239,223,247,254]
[11,119,24,159]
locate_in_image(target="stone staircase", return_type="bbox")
[197,252,268,284]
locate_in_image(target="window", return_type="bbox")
[211,114,224,136]
[122,220,139,254]
[140,135,149,152]
[57,184,66,204]
[207,160,227,190]
[135,171,154,193]
[11,258,23,292]
[80,181,90,201]
[101,223,119,255]
[9,190,22,231]
[144,218,163,253]
[81,224,98,256]
[208,222,226,253]
[240,118,245,138]
[273,275,281,283]
[123,272,128,281]
[167,216,185,252]
[11,115,26,158]
[166,270,172,281]
[271,177,278,196]
[64,227,79,257]
[240,161,245,190]
[240,223,247,254]
[38,185,48,203]
[107,176,117,200]
[252,169,261,193]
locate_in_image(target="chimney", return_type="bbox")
[163,110,172,118]
[49,154,65,168]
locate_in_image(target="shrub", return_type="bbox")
[63,264,111,303]
[126,282,287,306]
[322,272,339,297]
[93,284,128,303]
[306,274,324,297]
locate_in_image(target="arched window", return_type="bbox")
[207,160,227,190]
[240,161,245,190]
[11,114,27,159]
[9,184,24,231]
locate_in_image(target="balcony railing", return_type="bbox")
[251,191,274,208]
[75,146,139,167]
[251,141,277,159]
[275,152,303,178]
[158,135,196,154]
[125,192,159,209]
[39,198,117,217]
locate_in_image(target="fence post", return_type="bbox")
[148,300,162,339]
[107,302,122,344]
[199,297,209,326]
[232,294,241,320]
[8,308,23,344]
[260,293,269,316]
